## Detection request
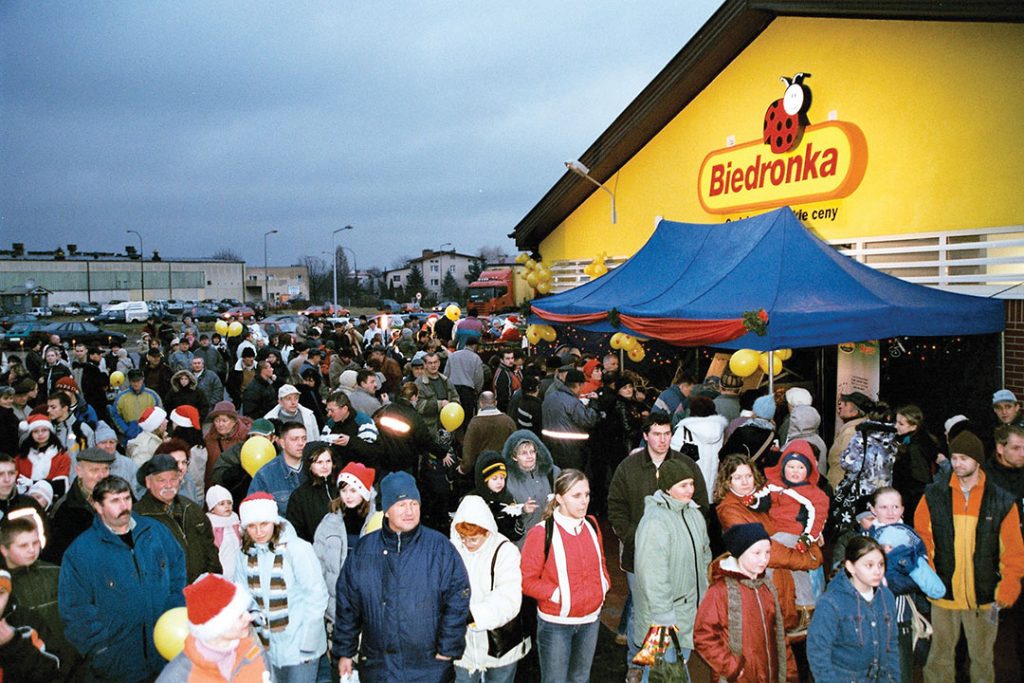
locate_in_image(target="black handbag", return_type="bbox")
[486,541,525,658]
[648,628,688,683]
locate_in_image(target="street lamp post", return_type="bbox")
[332,225,353,309]
[564,160,617,224]
[126,230,144,300]
[263,229,278,306]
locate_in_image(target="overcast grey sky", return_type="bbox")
[0,1,721,271]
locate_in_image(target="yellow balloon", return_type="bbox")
[776,348,793,361]
[758,351,783,376]
[524,258,536,271]
[621,335,638,352]
[363,511,384,534]
[627,345,646,362]
[610,332,626,350]
[214,319,229,336]
[525,325,542,345]
[440,402,465,432]
[109,370,125,387]
[227,321,243,337]
[445,304,461,321]
[526,271,540,288]
[583,263,595,277]
[593,263,608,277]
[536,281,552,295]
[728,349,759,378]
[240,436,277,476]
[540,325,557,343]
[154,607,189,661]
[515,253,529,264]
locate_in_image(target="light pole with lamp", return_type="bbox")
[564,160,616,224]
[126,230,144,301]
[263,229,278,307]
[332,225,353,310]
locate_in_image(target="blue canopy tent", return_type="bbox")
[530,207,1004,350]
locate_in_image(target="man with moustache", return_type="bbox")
[58,475,186,683]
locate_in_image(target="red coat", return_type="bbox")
[694,557,797,682]
[715,491,823,630]
[521,514,610,623]
[763,440,830,539]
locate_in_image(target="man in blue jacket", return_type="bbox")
[248,420,308,515]
[57,475,186,683]
[334,471,470,682]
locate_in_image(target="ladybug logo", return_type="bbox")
[763,72,812,153]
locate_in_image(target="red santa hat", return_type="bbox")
[337,462,376,502]
[138,406,167,433]
[170,405,201,431]
[19,412,54,438]
[183,574,252,641]
[239,492,279,527]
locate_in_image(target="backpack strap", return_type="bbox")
[490,540,510,591]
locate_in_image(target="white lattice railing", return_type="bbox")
[548,224,1024,298]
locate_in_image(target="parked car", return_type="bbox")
[301,304,350,319]
[1,322,44,347]
[88,309,126,324]
[165,299,187,313]
[222,306,255,320]
[400,302,423,313]
[62,303,81,315]
[257,320,299,338]
[29,306,53,317]
[31,321,127,348]
[377,299,401,313]
[0,313,38,330]
[184,305,220,322]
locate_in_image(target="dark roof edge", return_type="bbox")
[512,0,1024,251]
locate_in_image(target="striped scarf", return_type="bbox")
[246,544,289,645]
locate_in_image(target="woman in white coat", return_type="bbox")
[450,495,530,682]
[671,395,728,491]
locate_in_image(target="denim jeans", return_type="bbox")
[626,570,641,669]
[536,617,600,683]
[273,657,320,683]
[454,660,519,683]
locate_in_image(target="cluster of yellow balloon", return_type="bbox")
[517,253,554,295]
[583,252,609,279]
[154,607,189,660]
[109,370,125,388]
[240,436,276,476]
[728,348,792,377]
[525,324,557,346]
[213,319,245,337]
[610,332,646,362]
[444,304,461,321]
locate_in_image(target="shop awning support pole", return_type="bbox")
[768,349,775,395]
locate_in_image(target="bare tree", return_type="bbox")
[211,247,243,261]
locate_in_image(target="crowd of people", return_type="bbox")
[0,308,1023,683]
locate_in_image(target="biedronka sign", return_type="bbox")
[697,73,867,215]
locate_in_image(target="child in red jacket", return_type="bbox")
[753,439,829,633]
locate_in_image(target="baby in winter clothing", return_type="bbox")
[753,439,830,628]
[205,485,241,578]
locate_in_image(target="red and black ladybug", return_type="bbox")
[763,72,812,153]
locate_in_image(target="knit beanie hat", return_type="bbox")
[55,376,79,393]
[205,485,233,512]
[658,458,699,493]
[785,387,812,407]
[380,471,420,512]
[337,462,376,502]
[249,419,275,436]
[338,370,358,392]
[239,492,279,527]
[949,430,986,464]
[780,440,814,481]
[94,420,118,444]
[170,405,201,431]
[138,406,167,433]
[183,574,252,641]
[752,394,776,420]
[944,414,968,434]
[28,480,54,509]
[723,522,770,559]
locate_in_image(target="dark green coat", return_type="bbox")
[134,493,221,582]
